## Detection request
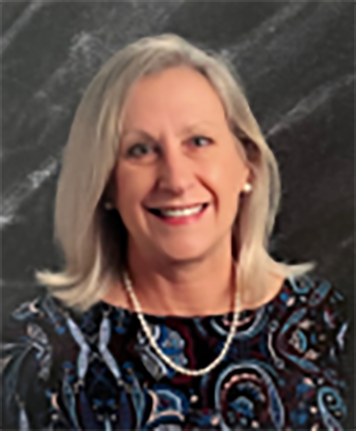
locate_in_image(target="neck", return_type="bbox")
[124,238,236,317]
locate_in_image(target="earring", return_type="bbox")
[104,201,115,210]
[243,182,253,194]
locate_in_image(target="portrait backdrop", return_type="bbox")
[1,2,354,427]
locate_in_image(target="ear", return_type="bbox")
[239,166,253,197]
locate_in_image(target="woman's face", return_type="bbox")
[114,66,250,263]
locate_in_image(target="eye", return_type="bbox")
[126,143,154,159]
[191,136,212,148]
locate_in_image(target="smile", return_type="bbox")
[146,203,209,224]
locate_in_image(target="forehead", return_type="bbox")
[120,66,228,130]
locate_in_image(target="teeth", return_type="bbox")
[159,204,204,218]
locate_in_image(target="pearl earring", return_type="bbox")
[243,182,253,193]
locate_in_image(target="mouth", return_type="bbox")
[146,202,209,219]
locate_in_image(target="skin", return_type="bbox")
[103,65,282,316]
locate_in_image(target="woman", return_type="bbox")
[1,34,349,430]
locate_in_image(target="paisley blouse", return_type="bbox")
[0,274,350,430]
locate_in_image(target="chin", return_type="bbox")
[154,238,214,263]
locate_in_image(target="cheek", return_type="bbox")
[235,159,249,189]
[217,159,248,220]
[115,167,138,213]
[231,147,249,184]
[115,165,153,214]
[211,154,248,197]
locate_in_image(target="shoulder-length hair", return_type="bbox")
[35,33,313,312]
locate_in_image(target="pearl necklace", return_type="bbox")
[122,269,241,377]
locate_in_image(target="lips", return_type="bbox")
[146,202,209,216]
[147,202,208,211]
[145,202,209,226]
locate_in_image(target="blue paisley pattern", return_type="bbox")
[0,275,349,430]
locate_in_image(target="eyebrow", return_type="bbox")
[121,121,217,141]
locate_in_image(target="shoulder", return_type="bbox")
[276,273,350,365]
[0,291,60,428]
[2,290,71,339]
[281,273,349,340]
[277,274,351,427]
[2,289,107,368]
[1,291,63,367]
[0,290,89,424]
[283,273,348,317]
[1,290,79,386]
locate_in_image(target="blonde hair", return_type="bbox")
[35,33,313,312]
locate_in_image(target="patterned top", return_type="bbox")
[1,274,350,430]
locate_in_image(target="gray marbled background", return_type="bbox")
[1,1,354,426]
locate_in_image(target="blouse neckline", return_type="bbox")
[96,275,292,321]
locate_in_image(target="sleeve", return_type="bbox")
[306,278,351,430]
[1,296,52,430]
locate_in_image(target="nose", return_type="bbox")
[156,141,194,195]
